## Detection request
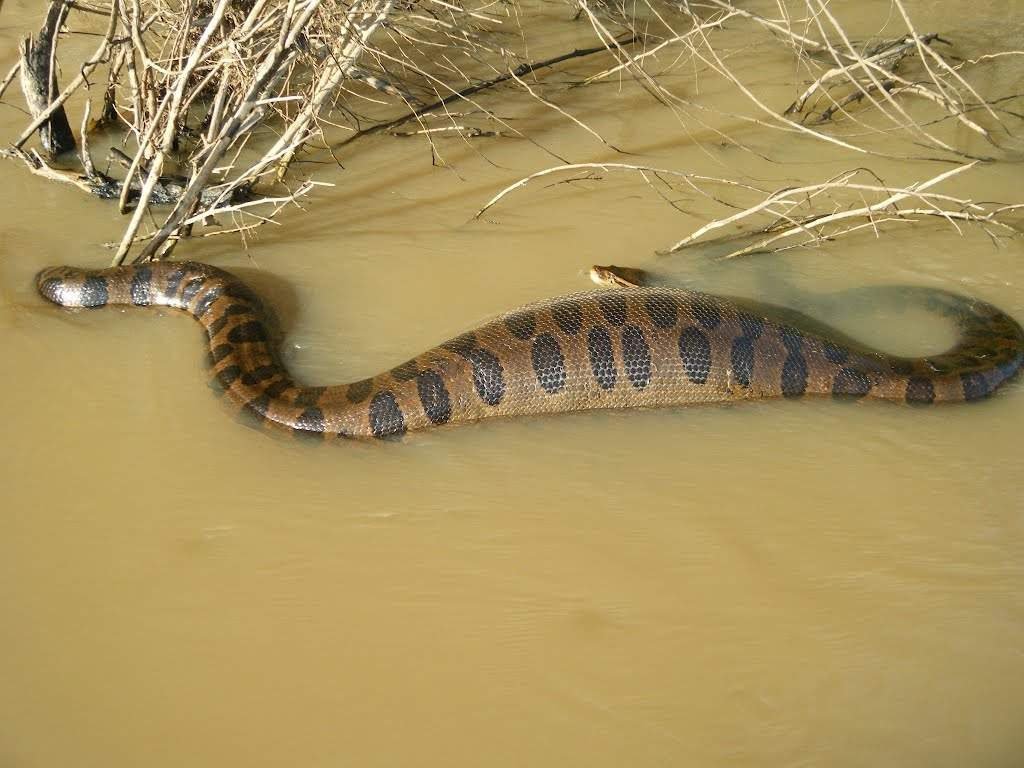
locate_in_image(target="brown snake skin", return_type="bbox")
[37,262,1024,440]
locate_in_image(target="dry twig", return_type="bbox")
[478,161,1023,258]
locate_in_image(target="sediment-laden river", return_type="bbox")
[1,1,1022,765]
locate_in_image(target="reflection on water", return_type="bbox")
[1,1,1023,766]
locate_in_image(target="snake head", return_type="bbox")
[36,266,107,308]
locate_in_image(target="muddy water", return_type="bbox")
[2,1,1023,766]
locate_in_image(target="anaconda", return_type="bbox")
[37,262,1024,440]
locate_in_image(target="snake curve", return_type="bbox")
[37,262,1024,440]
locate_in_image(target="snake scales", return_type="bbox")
[37,262,1024,440]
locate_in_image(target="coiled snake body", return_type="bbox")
[37,262,1024,440]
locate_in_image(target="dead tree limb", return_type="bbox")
[18,0,75,156]
[13,0,120,152]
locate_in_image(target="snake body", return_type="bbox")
[37,262,1024,440]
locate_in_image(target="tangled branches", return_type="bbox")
[578,0,1022,159]
[4,0,405,262]
[1,0,1021,265]
[479,161,1024,258]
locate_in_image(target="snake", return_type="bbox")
[36,261,1024,440]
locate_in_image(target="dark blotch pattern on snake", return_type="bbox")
[35,262,1024,440]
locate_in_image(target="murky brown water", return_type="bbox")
[2,1,1023,766]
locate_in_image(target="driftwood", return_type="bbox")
[18,0,75,157]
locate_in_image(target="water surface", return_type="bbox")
[1,2,1022,766]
